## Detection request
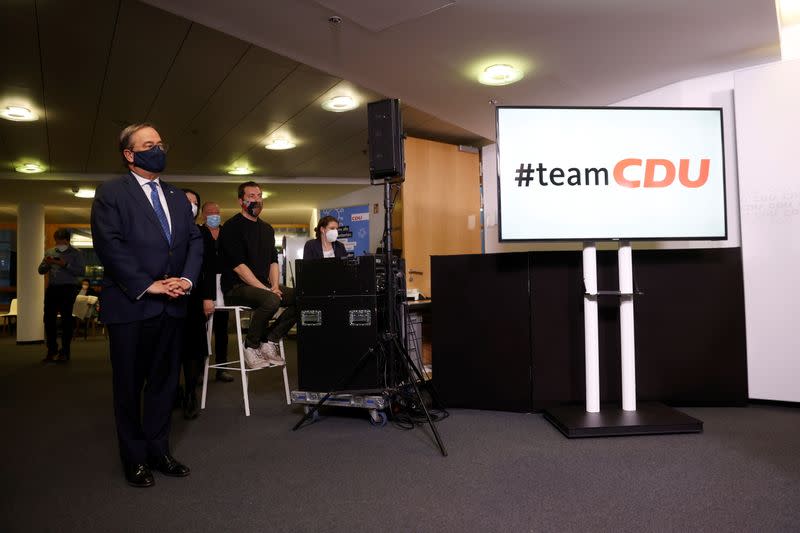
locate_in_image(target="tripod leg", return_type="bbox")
[292,347,376,431]
[381,343,448,457]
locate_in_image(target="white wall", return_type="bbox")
[734,59,800,402]
[482,70,745,253]
[484,60,800,403]
[318,186,385,254]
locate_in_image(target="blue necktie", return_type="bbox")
[147,181,172,243]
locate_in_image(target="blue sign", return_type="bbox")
[319,204,370,256]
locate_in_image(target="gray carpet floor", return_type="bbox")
[0,334,798,532]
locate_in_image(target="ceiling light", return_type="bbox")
[73,188,95,199]
[478,64,523,86]
[261,191,271,199]
[322,95,357,112]
[265,138,296,150]
[228,166,253,175]
[15,162,45,173]
[1,106,38,121]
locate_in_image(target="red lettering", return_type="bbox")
[643,159,675,188]
[679,159,710,188]
[613,158,642,188]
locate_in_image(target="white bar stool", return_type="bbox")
[201,305,291,416]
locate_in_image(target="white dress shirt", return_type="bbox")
[131,171,192,296]
[133,171,173,233]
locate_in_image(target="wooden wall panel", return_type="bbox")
[401,137,481,296]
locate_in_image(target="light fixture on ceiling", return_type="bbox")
[1,106,38,121]
[228,166,254,175]
[478,64,523,86]
[72,187,95,199]
[322,95,357,112]
[265,138,296,150]
[15,162,45,173]
[261,191,271,199]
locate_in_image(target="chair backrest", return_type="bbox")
[72,295,93,319]
[8,298,17,316]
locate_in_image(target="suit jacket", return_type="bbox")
[90,173,203,324]
[303,238,348,260]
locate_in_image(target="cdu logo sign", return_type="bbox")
[613,158,710,188]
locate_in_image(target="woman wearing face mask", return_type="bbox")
[303,216,348,259]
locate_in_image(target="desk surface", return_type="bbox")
[406,299,431,312]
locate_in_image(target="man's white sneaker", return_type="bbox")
[259,341,285,366]
[244,346,269,369]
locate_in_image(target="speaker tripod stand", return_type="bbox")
[292,177,448,457]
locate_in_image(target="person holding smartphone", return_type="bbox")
[38,228,86,363]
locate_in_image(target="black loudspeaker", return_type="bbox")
[367,98,404,179]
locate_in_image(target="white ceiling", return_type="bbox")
[146,0,781,140]
[0,0,782,224]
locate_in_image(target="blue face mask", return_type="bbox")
[133,145,167,173]
[206,214,221,228]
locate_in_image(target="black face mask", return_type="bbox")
[244,200,262,217]
[133,145,167,173]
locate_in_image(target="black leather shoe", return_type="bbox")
[124,463,155,488]
[216,370,234,382]
[149,454,191,477]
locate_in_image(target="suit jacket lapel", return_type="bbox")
[123,173,171,244]
[163,181,185,248]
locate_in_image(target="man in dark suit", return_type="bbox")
[90,123,203,488]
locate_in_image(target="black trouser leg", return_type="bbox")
[108,314,183,465]
[181,303,207,397]
[43,287,60,355]
[213,309,229,364]
[57,286,79,357]
[224,285,281,349]
[265,286,297,343]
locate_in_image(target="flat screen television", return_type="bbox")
[496,106,727,241]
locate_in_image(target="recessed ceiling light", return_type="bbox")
[15,162,45,173]
[478,64,523,86]
[73,188,95,199]
[322,95,357,112]
[1,106,38,121]
[265,138,296,150]
[228,166,253,175]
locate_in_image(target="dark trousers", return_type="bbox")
[107,313,183,465]
[181,308,229,397]
[212,309,229,364]
[181,300,207,397]
[224,285,296,349]
[44,284,79,357]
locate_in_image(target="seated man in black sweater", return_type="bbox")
[219,181,296,369]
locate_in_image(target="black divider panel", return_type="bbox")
[432,248,748,412]
[431,253,532,411]
[632,248,748,405]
